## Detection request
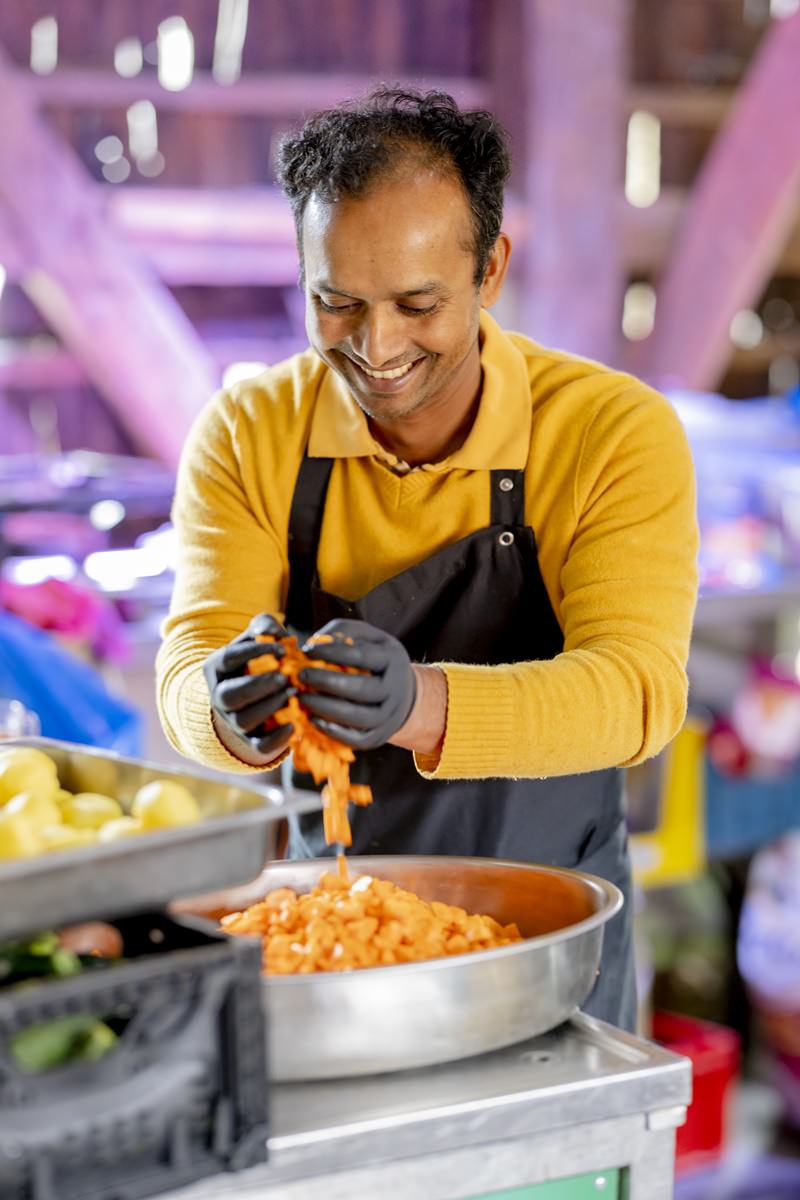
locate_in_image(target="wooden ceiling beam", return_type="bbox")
[135,241,301,287]
[105,186,296,244]
[17,68,489,115]
[0,337,303,390]
[729,330,800,373]
[19,66,734,131]
[0,46,217,467]
[521,0,629,364]
[629,12,800,391]
[621,187,800,276]
[0,342,83,389]
[624,85,735,127]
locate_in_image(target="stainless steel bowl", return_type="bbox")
[181,855,623,1080]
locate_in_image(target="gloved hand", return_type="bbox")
[203,613,294,757]
[298,619,417,750]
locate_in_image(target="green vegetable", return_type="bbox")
[2,930,124,1073]
[0,932,120,988]
[11,1014,118,1072]
[81,1020,118,1062]
[0,936,82,986]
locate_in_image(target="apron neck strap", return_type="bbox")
[490,469,526,525]
[286,455,334,635]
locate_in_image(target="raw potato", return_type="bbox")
[60,793,123,829]
[5,791,62,830]
[97,816,143,843]
[0,749,59,805]
[132,780,200,829]
[0,811,42,859]
[0,746,204,859]
[40,824,97,852]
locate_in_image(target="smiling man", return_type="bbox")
[157,89,698,1029]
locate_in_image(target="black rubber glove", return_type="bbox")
[298,619,417,750]
[203,614,294,757]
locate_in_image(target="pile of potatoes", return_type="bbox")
[0,747,201,861]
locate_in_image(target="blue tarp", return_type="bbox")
[0,610,142,755]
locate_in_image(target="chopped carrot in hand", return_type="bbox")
[247,634,372,849]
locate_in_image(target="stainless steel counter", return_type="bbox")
[164,1014,692,1200]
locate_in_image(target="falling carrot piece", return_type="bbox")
[247,634,372,852]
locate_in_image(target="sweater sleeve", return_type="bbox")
[417,385,698,780]
[156,390,290,773]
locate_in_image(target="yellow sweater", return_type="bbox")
[157,311,698,780]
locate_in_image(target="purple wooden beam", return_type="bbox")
[0,337,308,392]
[134,242,301,287]
[630,12,800,391]
[20,68,490,116]
[0,46,217,468]
[521,0,629,364]
[105,187,296,244]
[0,344,83,389]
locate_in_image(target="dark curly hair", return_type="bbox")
[276,87,511,286]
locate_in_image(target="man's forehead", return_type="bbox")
[301,172,472,242]
[302,203,473,285]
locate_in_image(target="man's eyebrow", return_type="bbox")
[312,281,447,299]
[313,282,359,298]
[395,282,446,298]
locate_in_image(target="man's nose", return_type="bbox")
[350,308,405,368]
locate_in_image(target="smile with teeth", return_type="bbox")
[358,360,418,380]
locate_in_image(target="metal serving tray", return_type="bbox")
[181,855,623,1081]
[0,737,321,941]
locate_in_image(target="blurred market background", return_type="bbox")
[0,3,800,1195]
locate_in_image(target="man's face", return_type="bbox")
[301,167,488,424]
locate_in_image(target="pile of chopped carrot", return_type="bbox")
[247,634,372,846]
[220,867,523,974]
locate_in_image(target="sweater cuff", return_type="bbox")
[178,669,291,774]
[414,663,516,780]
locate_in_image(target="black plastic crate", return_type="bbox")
[0,913,268,1200]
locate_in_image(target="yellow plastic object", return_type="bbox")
[629,717,707,889]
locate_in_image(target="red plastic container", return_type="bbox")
[653,1010,741,1173]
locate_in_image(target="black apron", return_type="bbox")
[283,455,636,1030]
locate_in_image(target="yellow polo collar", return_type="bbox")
[307,310,532,471]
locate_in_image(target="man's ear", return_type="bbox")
[479,232,512,307]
